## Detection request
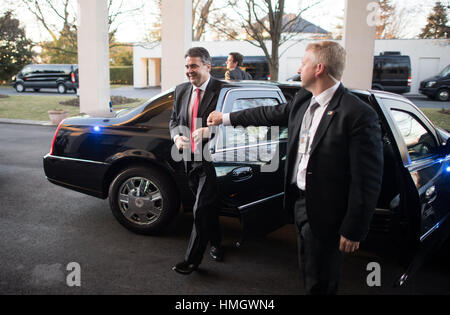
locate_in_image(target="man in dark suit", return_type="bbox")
[207,41,383,294]
[169,47,224,275]
[225,52,253,80]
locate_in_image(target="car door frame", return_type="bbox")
[209,86,289,241]
[375,95,450,243]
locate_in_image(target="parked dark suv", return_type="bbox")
[419,64,450,101]
[12,64,78,94]
[372,51,411,94]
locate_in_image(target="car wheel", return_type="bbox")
[436,89,449,102]
[15,83,25,93]
[57,83,67,94]
[108,166,180,235]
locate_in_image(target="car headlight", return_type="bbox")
[11,76,15,81]
[426,81,436,87]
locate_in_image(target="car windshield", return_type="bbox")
[438,65,450,77]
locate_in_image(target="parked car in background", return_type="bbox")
[211,56,269,80]
[43,81,450,286]
[11,64,78,94]
[419,64,450,102]
[372,51,411,94]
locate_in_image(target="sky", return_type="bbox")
[1,0,448,43]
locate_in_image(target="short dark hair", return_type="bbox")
[185,47,211,65]
[229,52,244,66]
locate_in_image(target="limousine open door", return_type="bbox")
[210,86,288,245]
[369,93,450,286]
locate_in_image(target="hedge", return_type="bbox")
[110,66,133,85]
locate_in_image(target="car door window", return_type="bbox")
[390,109,438,161]
[217,97,287,150]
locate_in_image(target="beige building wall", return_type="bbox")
[77,0,112,117]
[161,0,192,91]
[342,0,377,90]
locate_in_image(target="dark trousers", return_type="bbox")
[293,191,343,295]
[185,161,221,266]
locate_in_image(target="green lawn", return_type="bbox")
[420,108,450,131]
[0,95,145,121]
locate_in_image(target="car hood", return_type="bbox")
[421,75,441,83]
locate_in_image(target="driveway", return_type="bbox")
[0,122,449,296]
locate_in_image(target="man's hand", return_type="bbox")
[339,236,360,253]
[192,127,210,144]
[175,136,190,151]
[207,111,223,126]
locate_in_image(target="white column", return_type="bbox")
[134,58,148,88]
[77,0,112,117]
[148,58,161,87]
[342,0,377,90]
[161,0,192,91]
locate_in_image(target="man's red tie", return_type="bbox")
[191,88,201,153]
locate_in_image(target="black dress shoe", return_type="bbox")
[209,246,224,262]
[172,261,198,275]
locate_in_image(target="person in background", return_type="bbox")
[225,52,252,80]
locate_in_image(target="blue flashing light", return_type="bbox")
[93,126,101,132]
[446,166,450,173]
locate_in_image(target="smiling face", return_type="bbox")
[185,56,211,87]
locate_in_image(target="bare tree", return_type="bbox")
[13,0,143,58]
[376,0,414,39]
[192,0,214,41]
[208,0,320,81]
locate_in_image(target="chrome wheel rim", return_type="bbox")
[58,85,65,93]
[118,177,163,225]
[16,84,24,92]
[438,90,448,101]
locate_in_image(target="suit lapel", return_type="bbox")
[197,78,218,119]
[182,85,193,126]
[309,83,345,155]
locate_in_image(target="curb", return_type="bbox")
[0,118,55,126]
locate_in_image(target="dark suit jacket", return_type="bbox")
[229,84,384,241]
[169,76,223,166]
[227,67,252,80]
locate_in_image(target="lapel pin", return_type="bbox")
[327,111,334,116]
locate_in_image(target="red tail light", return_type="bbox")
[71,72,76,83]
[408,76,411,87]
[49,120,64,155]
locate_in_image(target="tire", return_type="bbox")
[108,166,180,235]
[57,83,67,94]
[436,89,449,102]
[15,83,25,93]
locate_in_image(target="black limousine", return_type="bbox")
[43,81,450,285]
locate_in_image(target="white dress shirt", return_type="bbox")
[294,82,340,190]
[173,76,210,143]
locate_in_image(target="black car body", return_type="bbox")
[419,64,450,102]
[12,64,78,94]
[372,52,411,94]
[43,81,450,284]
